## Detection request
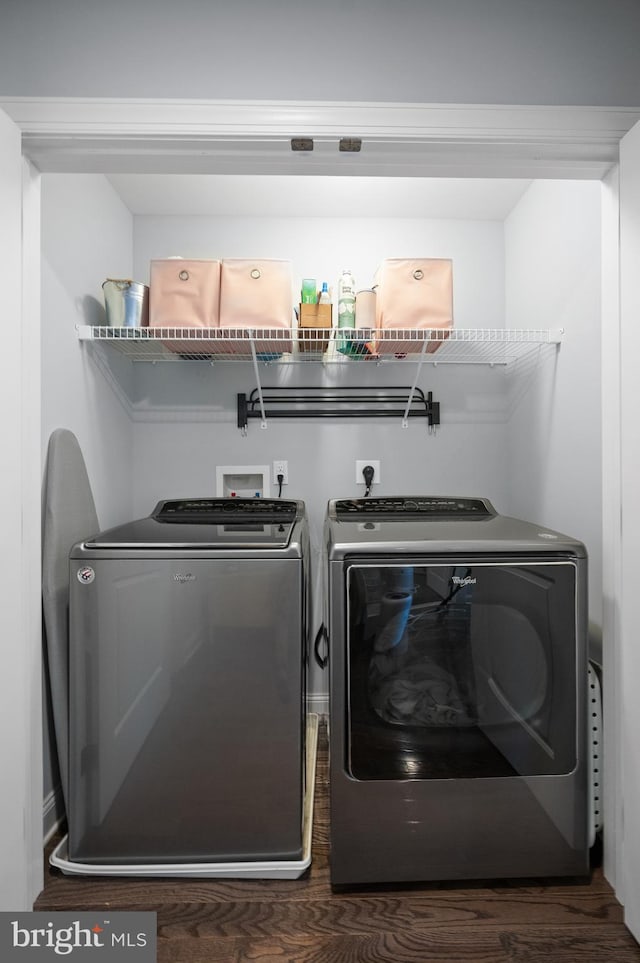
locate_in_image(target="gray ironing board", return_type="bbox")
[42,429,99,808]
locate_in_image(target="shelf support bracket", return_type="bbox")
[402,338,430,428]
[248,332,268,429]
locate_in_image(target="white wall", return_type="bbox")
[40,173,136,825]
[1,0,639,107]
[41,174,136,530]
[0,100,42,914]
[504,180,603,630]
[618,119,640,933]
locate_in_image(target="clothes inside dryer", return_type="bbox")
[346,560,577,782]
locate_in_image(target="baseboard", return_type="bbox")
[43,785,66,845]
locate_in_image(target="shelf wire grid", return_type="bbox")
[77,326,562,365]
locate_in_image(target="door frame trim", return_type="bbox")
[2,98,638,178]
[3,94,634,911]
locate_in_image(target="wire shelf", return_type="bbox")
[77,325,563,365]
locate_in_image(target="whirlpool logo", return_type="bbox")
[1,912,156,961]
[173,572,196,583]
[451,575,476,587]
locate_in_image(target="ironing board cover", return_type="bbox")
[42,428,99,807]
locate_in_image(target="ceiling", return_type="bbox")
[105,174,533,220]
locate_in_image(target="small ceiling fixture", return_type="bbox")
[339,138,362,153]
[290,138,314,151]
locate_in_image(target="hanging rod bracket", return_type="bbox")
[236,386,441,432]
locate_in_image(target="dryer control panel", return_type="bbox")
[333,496,496,518]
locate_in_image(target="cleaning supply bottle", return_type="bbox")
[319,282,331,304]
[301,278,317,304]
[338,270,356,327]
[337,269,357,356]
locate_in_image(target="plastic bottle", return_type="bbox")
[337,270,359,356]
[337,270,356,328]
[301,278,317,304]
[318,282,331,304]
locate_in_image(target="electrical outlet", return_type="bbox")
[355,460,380,485]
[273,460,289,485]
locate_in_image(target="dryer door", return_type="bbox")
[344,558,581,781]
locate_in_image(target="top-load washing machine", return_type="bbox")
[60,497,310,877]
[324,495,590,886]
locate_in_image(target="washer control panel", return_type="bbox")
[154,498,299,522]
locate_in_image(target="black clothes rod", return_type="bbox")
[237,386,440,431]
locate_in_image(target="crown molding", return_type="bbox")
[2,98,638,178]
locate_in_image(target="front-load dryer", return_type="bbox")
[62,497,310,876]
[324,495,589,887]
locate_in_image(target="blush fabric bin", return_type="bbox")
[149,258,221,327]
[374,258,453,355]
[149,258,221,354]
[219,258,294,354]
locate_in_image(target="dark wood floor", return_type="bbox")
[36,720,640,963]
